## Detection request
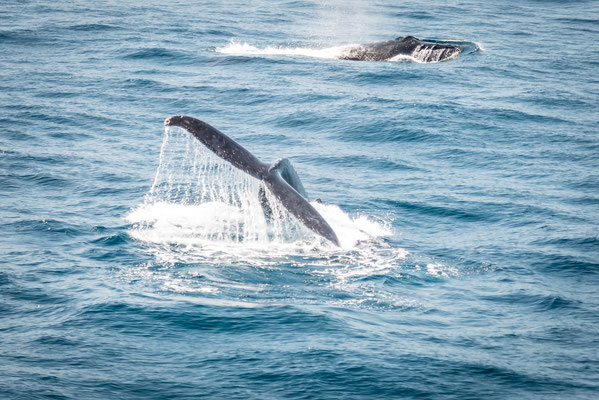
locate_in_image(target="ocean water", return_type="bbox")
[1,0,599,398]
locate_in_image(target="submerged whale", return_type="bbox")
[340,36,462,63]
[164,116,340,246]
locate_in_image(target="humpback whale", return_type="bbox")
[164,116,340,246]
[340,36,462,63]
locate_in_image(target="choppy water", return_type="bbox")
[1,0,599,398]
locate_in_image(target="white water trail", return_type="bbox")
[216,41,358,60]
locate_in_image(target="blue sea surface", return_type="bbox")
[1,0,599,398]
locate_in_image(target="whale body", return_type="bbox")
[340,36,462,63]
[164,116,340,246]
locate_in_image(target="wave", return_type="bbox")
[67,23,120,32]
[119,47,198,65]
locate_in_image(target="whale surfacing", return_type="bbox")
[164,116,340,247]
[340,36,462,63]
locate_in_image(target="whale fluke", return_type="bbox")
[164,116,340,247]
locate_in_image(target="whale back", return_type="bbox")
[395,36,462,62]
[341,36,462,63]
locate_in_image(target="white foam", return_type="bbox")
[312,202,392,249]
[126,199,393,265]
[388,48,461,64]
[127,202,246,246]
[425,262,458,278]
[216,40,358,60]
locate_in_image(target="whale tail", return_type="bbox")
[164,116,340,247]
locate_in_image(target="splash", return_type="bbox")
[127,126,392,264]
[388,47,461,64]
